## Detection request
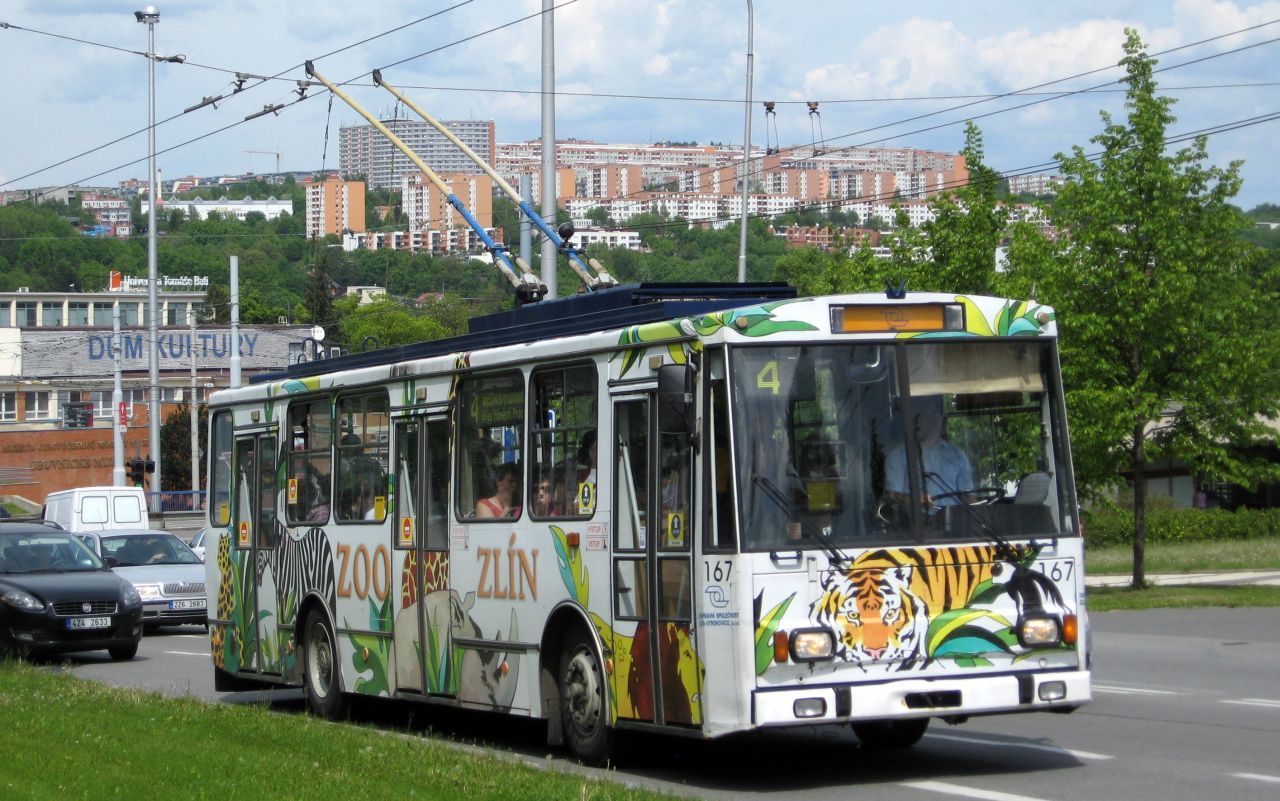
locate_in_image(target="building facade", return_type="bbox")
[174,196,294,221]
[338,119,495,190]
[0,289,315,504]
[304,176,366,239]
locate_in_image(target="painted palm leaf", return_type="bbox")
[754,593,795,675]
[927,608,1015,657]
[551,525,590,605]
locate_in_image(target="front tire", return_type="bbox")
[558,629,612,765]
[108,642,139,661]
[302,609,346,719]
[853,718,929,750]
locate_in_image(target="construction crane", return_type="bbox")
[245,149,281,173]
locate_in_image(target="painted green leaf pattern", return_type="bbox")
[754,593,795,676]
[550,525,590,606]
[348,594,394,696]
[615,300,815,378]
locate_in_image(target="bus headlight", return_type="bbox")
[789,629,835,662]
[1018,614,1061,647]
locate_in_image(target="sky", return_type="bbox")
[2,0,1278,209]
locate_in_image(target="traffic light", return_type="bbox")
[144,459,155,475]
[127,459,145,487]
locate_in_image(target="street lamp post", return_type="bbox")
[136,6,162,511]
[737,0,754,283]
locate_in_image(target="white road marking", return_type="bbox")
[163,650,210,656]
[1092,684,1178,695]
[1221,698,1280,709]
[903,780,1052,801]
[1230,773,1280,784]
[926,733,1113,761]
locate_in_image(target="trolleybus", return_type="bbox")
[205,282,1089,763]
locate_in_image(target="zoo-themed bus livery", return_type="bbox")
[205,286,1090,763]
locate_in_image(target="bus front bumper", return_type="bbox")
[752,670,1091,727]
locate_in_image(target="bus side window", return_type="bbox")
[335,392,390,523]
[529,363,598,519]
[286,399,333,526]
[457,371,525,521]
[707,353,737,551]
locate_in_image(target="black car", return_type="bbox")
[0,522,144,660]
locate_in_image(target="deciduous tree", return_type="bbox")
[1028,30,1280,586]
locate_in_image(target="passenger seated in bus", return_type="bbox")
[885,395,973,509]
[532,470,556,517]
[475,461,520,519]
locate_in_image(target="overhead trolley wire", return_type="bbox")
[0,0,477,192]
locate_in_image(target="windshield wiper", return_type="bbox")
[750,474,848,565]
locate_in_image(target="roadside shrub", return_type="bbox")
[1082,507,1280,547]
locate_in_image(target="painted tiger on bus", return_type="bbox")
[811,546,1029,671]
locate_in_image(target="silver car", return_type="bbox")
[77,529,207,628]
[187,527,207,562]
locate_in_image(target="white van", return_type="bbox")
[42,486,150,533]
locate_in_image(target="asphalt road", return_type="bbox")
[55,608,1280,801]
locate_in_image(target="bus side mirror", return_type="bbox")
[657,363,695,437]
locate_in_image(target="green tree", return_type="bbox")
[160,404,208,494]
[1028,30,1280,587]
[337,298,448,349]
[888,121,1007,294]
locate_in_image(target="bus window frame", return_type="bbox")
[334,390,391,525]
[456,369,526,523]
[528,361,598,522]
[284,396,334,527]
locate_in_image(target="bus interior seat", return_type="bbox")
[1013,472,1051,505]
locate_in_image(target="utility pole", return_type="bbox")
[540,0,558,298]
[189,307,199,509]
[137,5,162,510]
[112,301,125,486]
[230,255,241,387]
[737,0,754,283]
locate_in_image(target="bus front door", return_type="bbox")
[393,416,455,696]
[611,395,700,726]
[233,432,278,674]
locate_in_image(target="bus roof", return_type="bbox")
[262,282,796,382]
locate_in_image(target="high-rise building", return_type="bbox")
[401,172,493,232]
[304,176,366,239]
[338,119,495,190]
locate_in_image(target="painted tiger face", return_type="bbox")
[814,564,929,668]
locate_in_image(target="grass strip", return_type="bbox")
[0,661,676,801]
[1085,538,1280,574]
[1086,585,1280,612]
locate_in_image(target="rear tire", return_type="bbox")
[558,629,612,765]
[108,642,139,661]
[302,609,346,719]
[853,718,929,750]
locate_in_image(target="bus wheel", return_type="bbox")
[559,630,612,765]
[852,718,929,750]
[303,609,346,719]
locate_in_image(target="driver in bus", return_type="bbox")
[885,395,973,510]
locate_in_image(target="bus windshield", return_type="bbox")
[730,340,1074,551]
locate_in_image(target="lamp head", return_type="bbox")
[135,6,159,24]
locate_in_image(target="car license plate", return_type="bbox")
[169,599,206,610]
[67,616,111,630]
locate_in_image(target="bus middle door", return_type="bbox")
[392,416,456,696]
[611,394,700,727]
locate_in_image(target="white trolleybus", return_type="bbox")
[206,283,1090,763]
